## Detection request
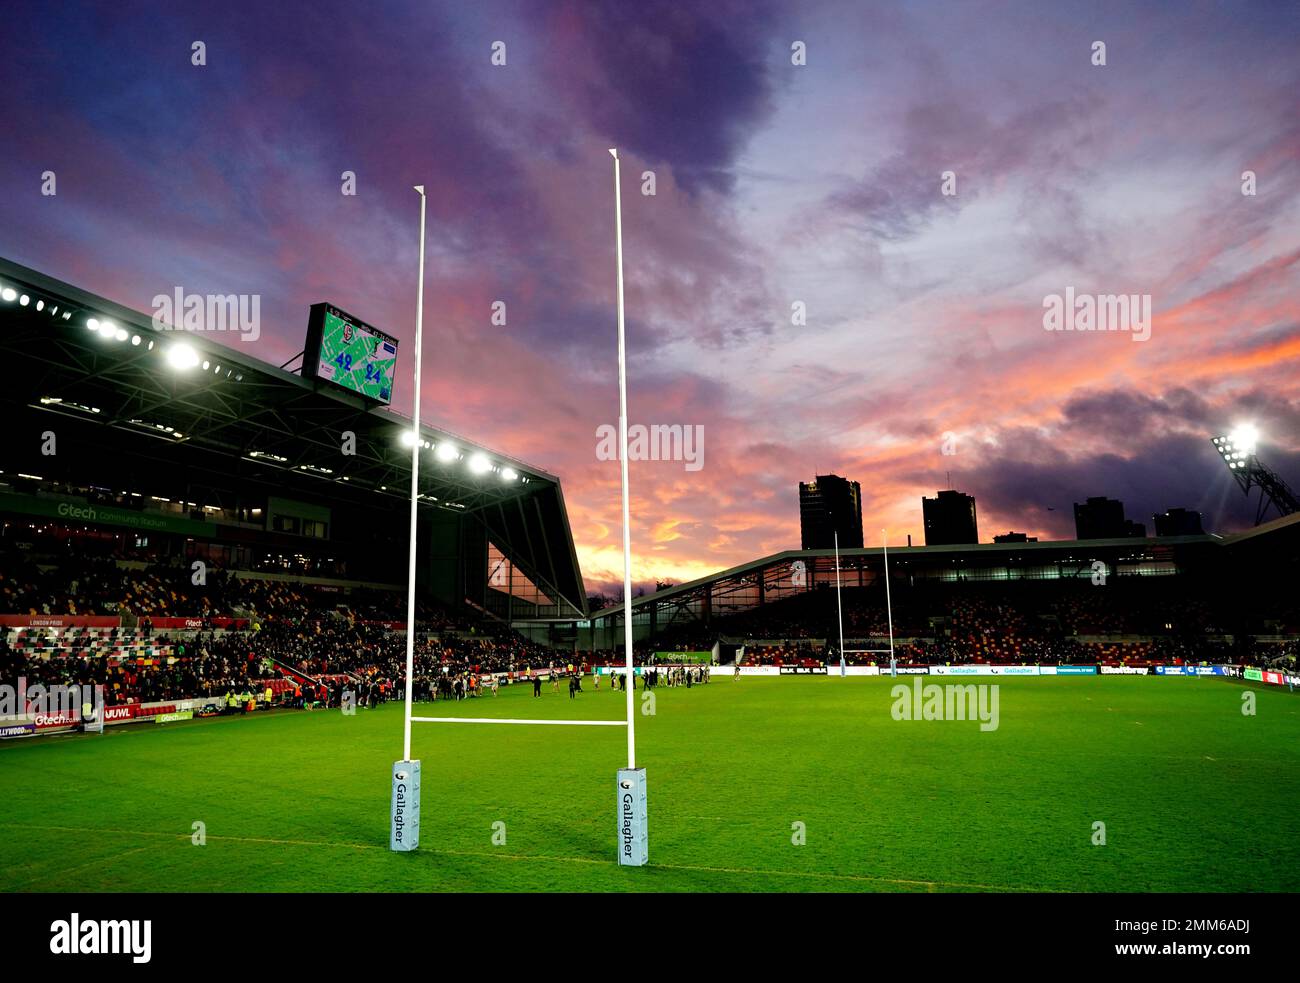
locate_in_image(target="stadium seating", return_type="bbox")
[3,549,1297,717]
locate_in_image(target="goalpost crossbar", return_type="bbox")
[410,716,627,727]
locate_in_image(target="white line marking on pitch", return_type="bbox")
[0,824,1038,892]
[410,717,627,726]
[8,845,153,891]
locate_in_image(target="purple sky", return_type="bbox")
[3,0,1299,593]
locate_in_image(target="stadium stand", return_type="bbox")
[4,529,1298,730]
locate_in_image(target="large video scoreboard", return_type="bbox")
[303,302,398,404]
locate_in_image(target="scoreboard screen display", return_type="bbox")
[304,303,399,404]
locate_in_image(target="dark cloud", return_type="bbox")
[961,388,1300,538]
[825,94,1102,244]
[539,0,782,196]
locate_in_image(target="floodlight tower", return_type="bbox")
[1211,425,1300,525]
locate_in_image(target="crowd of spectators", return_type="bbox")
[738,641,824,667]
[0,630,278,706]
[3,553,1297,714]
[1,614,570,707]
[0,553,446,624]
[694,579,1299,670]
[708,578,1298,641]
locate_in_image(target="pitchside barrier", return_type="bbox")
[2,663,1293,747]
[4,663,1290,739]
[0,696,223,738]
[725,663,1295,682]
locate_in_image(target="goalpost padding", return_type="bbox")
[617,768,648,866]
[390,760,421,852]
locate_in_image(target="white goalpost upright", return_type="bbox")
[390,184,428,853]
[610,146,648,866]
[882,529,895,669]
[833,529,896,669]
[388,156,646,867]
[834,531,846,676]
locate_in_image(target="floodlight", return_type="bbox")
[399,430,417,448]
[166,342,200,370]
[1228,424,1258,454]
[1212,427,1300,522]
[468,452,491,474]
[501,467,518,481]
[435,442,458,462]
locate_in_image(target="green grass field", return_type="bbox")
[2,675,1298,892]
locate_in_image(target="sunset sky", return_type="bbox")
[3,1,1298,594]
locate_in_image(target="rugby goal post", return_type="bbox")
[833,529,896,670]
[391,155,648,867]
